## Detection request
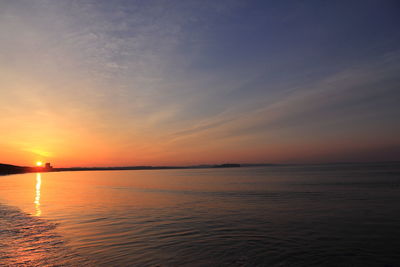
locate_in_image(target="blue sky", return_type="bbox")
[1,0,399,166]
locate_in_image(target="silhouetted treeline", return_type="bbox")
[0,163,29,175]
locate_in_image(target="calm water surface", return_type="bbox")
[1,163,400,266]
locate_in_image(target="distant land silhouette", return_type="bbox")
[0,163,241,176]
[0,163,29,175]
[2,162,399,176]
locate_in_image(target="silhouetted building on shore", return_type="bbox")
[213,163,241,168]
[45,162,53,170]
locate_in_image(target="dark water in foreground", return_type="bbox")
[1,163,400,266]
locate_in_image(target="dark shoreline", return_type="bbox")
[2,161,399,176]
[0,163,241,176]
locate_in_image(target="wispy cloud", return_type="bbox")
[1,0,399,165]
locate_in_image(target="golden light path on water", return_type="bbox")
[34,173,41,216]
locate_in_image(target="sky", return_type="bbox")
[1,0,400,167]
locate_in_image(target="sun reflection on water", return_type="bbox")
[34,173,41,216]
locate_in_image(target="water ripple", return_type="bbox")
[0,204,92,266]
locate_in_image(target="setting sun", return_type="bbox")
[36,161,43,167]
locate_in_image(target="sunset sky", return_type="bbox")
[1,0,399,167]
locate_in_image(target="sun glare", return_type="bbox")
[36,161,43,166]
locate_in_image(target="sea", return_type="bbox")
[1,163,400,266]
